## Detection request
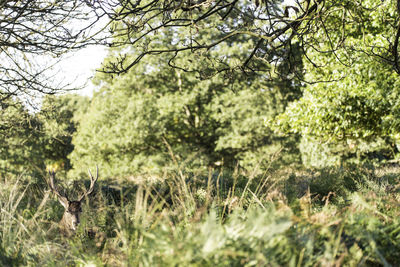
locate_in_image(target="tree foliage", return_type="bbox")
[0,94,88,176]
[93,0,400,80]
[276,0,400,165]
[5,0,400,173]
[38,94,90,171]
[70,23,301,177]
[0,100,44,175]
[3,0,400,106]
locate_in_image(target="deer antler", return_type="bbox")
[78,166,98,202]
[48,171,69,205]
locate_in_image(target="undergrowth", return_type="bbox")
[1,164,400,266]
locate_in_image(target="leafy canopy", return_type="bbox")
[70,10,302,177]
[276,0,400,164]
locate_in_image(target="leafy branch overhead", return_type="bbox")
[2,0,400,103]
[93,0,400,79]
[0,0,110,102]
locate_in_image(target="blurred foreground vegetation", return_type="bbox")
[2,164,400,266]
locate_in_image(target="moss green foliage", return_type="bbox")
[276,0,400,165]
[2,165,400,266]
[0,100,45,176]
[70,68,300,177]
[69,9,302,177]
[38,94,90,171]
[0,95,88,177]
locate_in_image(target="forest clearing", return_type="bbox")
[2,0,400,266]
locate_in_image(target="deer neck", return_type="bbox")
[59,213,75,236]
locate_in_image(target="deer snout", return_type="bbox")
[70,215,80,230]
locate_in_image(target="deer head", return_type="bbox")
[48,167,98,235]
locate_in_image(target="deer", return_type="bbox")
[48,167,98,236]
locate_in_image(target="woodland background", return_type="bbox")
[2,0,400,266]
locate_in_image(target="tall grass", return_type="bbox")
[0,175,71,266]
[1,165,400,266]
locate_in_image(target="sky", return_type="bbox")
[55,11,110,97]
[58,45,108,96]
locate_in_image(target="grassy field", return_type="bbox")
[1,164,400,266]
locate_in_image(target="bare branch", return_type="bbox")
[0,0,110,105]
